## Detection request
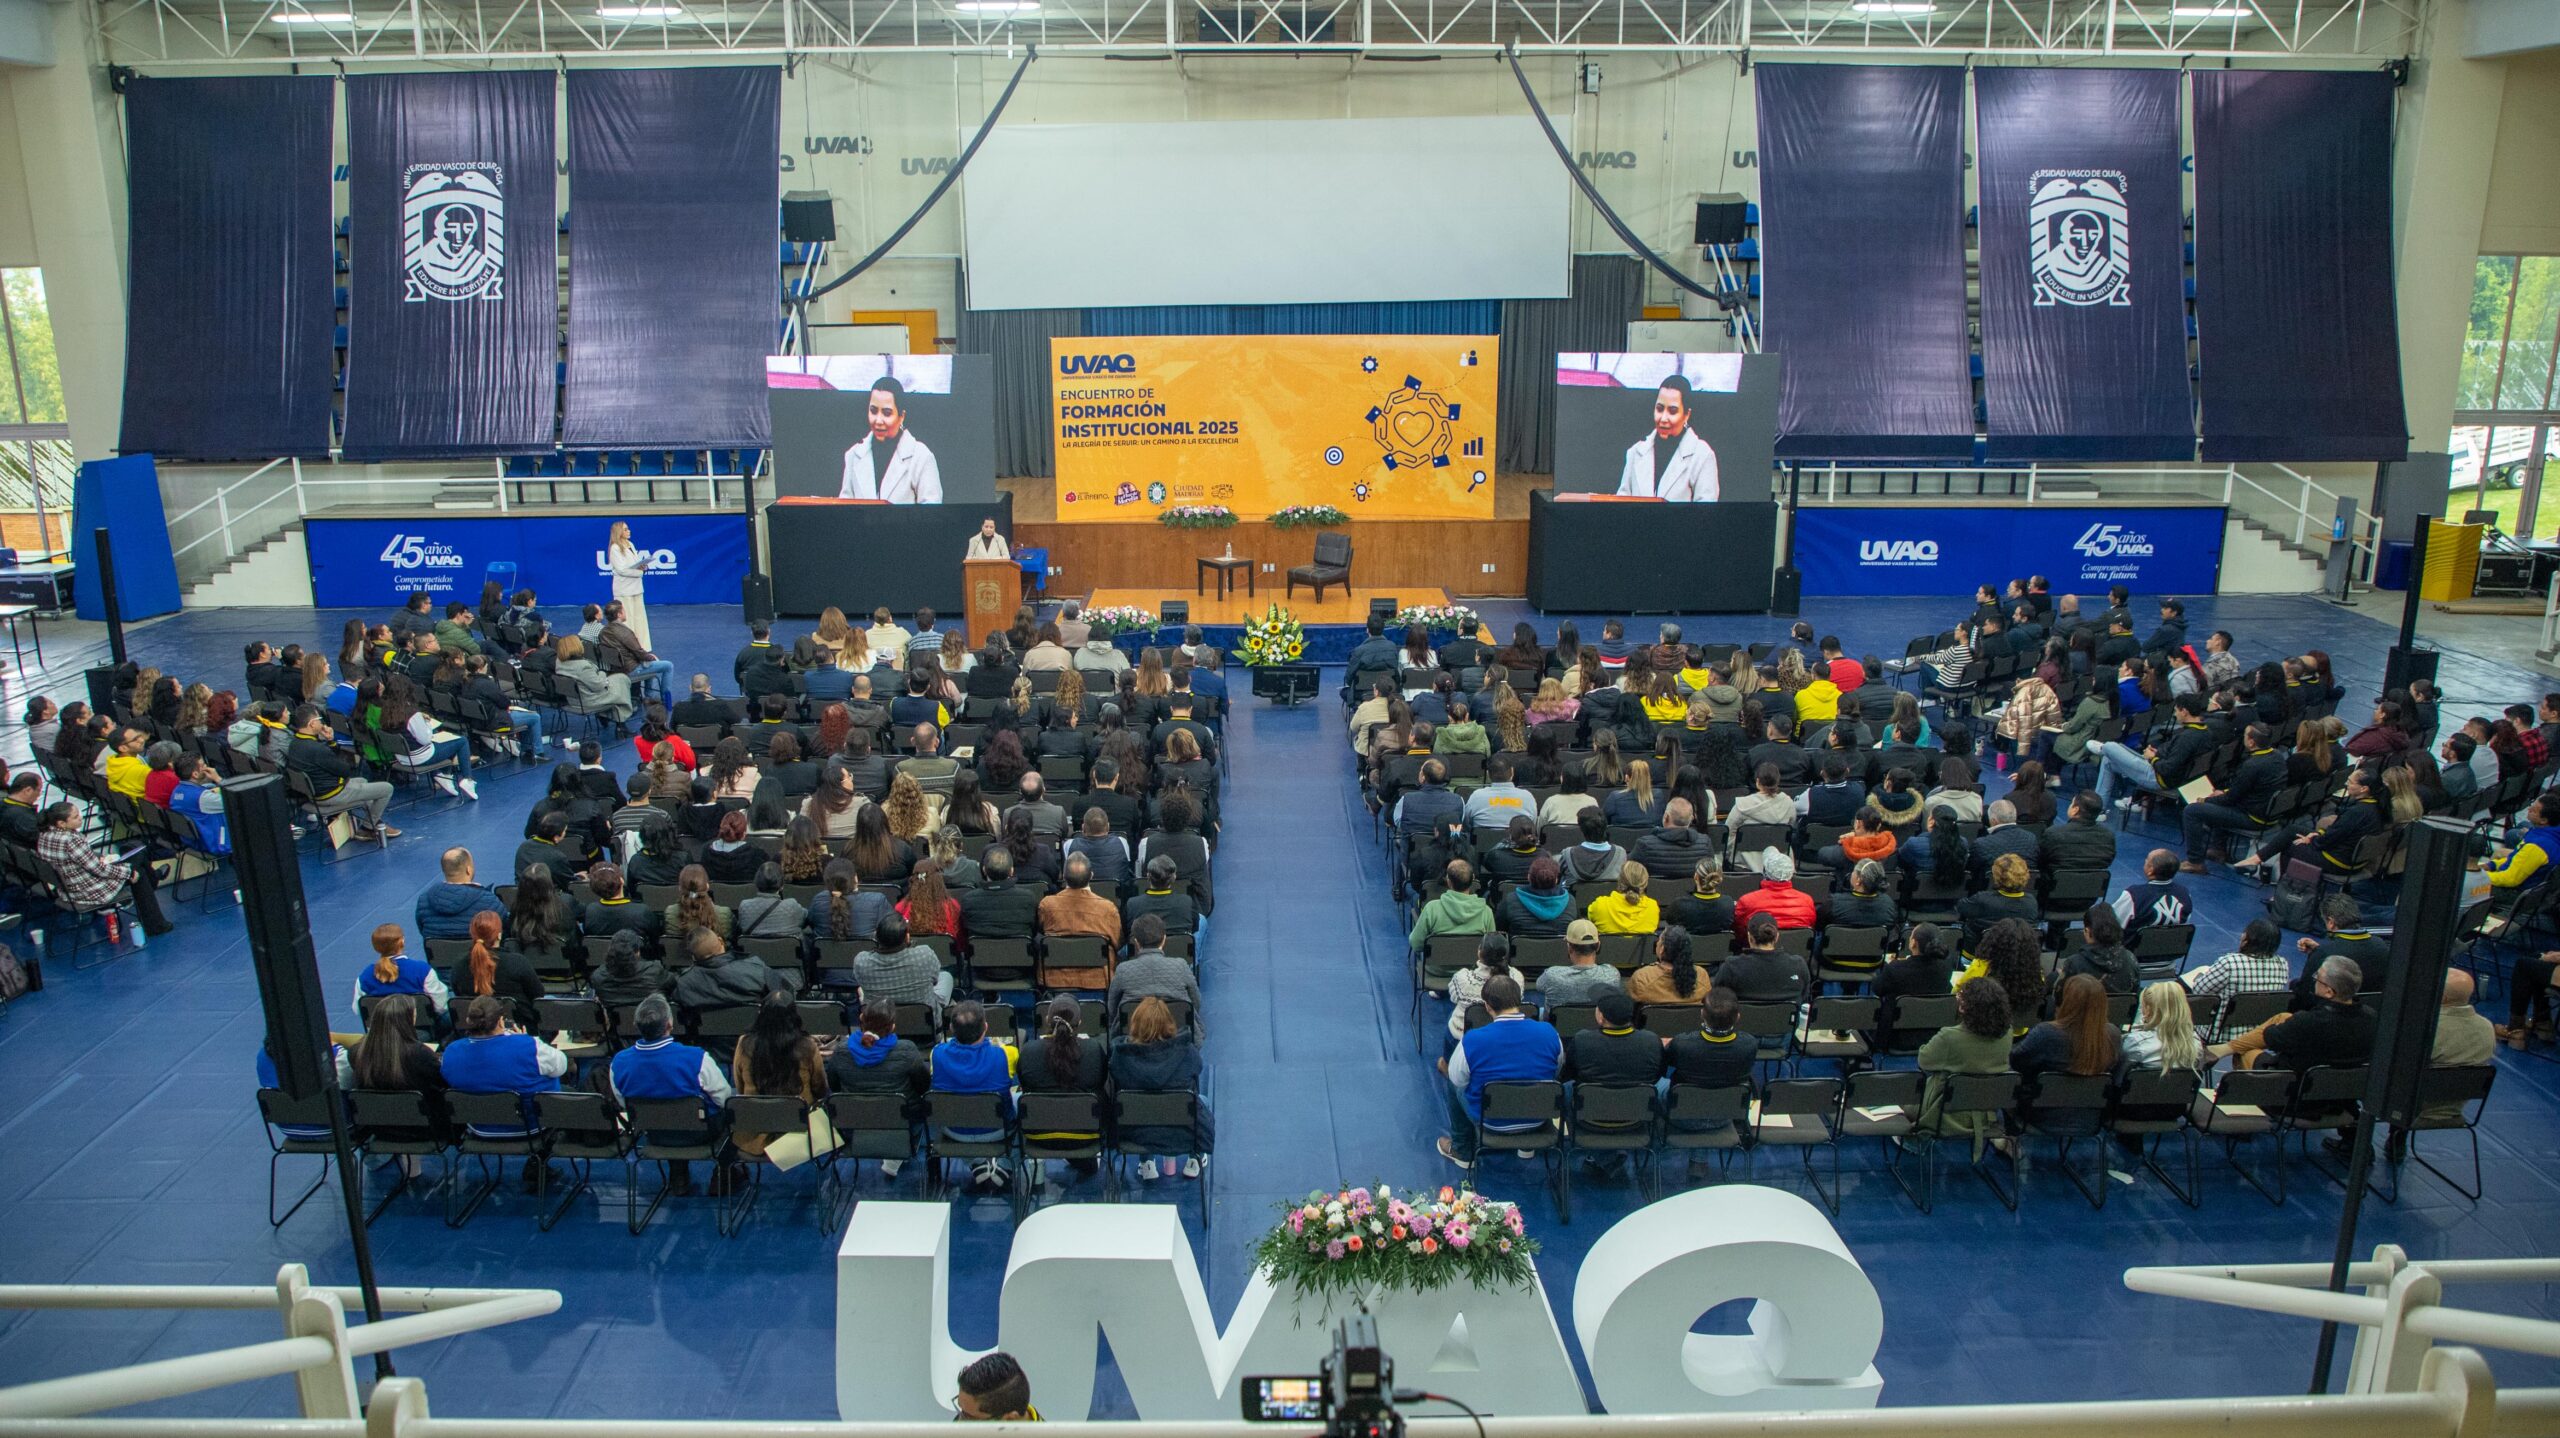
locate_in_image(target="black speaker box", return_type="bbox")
[228,774,338,1100]
[1159,600,1189,627]
[1694,192,1750,247]
[743,572,776,626]
[781,191,838,245]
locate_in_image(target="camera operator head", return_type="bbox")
[955,1352,1038,1422]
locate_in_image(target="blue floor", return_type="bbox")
[5,592,2560,1417]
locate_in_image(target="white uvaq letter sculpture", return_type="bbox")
[1571,1186,1885,1413]
[839,1186,1884,1420]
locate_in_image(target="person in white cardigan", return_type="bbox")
[607,521,654,649]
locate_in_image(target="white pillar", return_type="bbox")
[2,3,128,458]
[2392,0,2509,454]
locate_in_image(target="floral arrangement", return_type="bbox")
[1159,505,1239,529]
[1252,1184,1537,1304]
[1083,605,1158,638]
[1269,504,1350,530]
[1392,603,1482,638]
[1238,603,1307,666]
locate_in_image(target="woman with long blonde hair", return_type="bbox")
[2123,980,2204,1074]
[882,770,939,841]
[1493,685,1528,753]
[606,520,652,647]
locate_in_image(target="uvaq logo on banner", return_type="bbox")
[309,515,745,607]
[2028,169,2132,308]
[402,163,507,302]
[836,1188,1884,1422]
[1796,506,2223,597]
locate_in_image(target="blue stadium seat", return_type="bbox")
[2183,276,2197,299]
[334,285,348,310]
[1747,274,1760,299]
[635,451,669,476]
[2185,314,2198,338]
[669,450,702,476]
[1971,437,1988,465]
[1968,353,1984,379]
[555,361,568,385]
[739,449,764,474]
[601,452,635,477]
[333,324,349,350]
[503,456,541,478]
[335,252,348,274]
[1744,202,1759,225]
[1735,237,1759,261]
[2184,240,2196,264]
[568,452,603,477]
[537,453,569,477]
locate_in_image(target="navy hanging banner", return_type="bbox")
[1756,64,1972,462]
[342,71,558,460]
[118,76,337,461]
[1974,68,2192,462]
[563,67,781,450]
[2193,70,2408,463]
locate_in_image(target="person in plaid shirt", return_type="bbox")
[2180,916,2291,1007]
[34,801,173,935]
[2508,704,2551,770]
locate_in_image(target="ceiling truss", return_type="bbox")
[94,0,2422,65]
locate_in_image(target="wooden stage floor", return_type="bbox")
[1085,586,1446,626]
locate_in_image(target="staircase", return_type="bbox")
[2231,511,2331,567]
[183,522,311,607]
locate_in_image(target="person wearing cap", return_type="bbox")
[2144,598,2188,659]
[1536,919,1625,1007]
[1732,849,1816,934]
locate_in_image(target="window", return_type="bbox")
[0,268,66,427]
[2452,255,2560,538]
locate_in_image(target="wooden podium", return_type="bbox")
[963,558,1016,649]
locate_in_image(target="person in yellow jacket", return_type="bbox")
[1586,860,1662,935]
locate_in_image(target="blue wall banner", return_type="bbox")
[1756,65,1973,462]
[306,514,747,609]
[563,67,781,450]
[2193,70,2408,463]
[341,71,558,460]
[118,76,337,461]
[1792,506,2226,598]
[1974,68,2192,463]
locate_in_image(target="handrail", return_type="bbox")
[164,459,290,531]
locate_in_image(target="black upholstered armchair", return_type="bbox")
[1286,531,1353,602]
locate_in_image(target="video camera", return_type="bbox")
[1240,1312,1403,1438]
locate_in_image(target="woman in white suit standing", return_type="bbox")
[607,521,653,649]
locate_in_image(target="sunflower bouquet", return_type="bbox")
[1238,603,1307,666]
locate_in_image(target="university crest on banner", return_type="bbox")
[401,163,507,302]
[2028,169,2131,308]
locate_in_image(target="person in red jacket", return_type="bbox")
[1732,848,1817,935]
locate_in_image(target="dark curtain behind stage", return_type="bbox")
[118,76,337,461]
[1756,64,1973,463]
[956,261,1084,481]
[1496,254,1644,476]
[563,67,781,450]
[2193,69,2408,462]
[340,71,558,461]
[1973,67,2192,462]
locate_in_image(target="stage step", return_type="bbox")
[183,522,312,608]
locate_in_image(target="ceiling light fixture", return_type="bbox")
[2172,4,2250,16]
[1849,2,1936,13]
[270,11,356,22]
[595,5,686,16]
[952,1,1042,13]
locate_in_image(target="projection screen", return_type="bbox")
[960,115,1573,311]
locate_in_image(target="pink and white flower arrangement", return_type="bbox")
[1158,504,1239,529]
[1252,1182,1538,1304]
[1390,603,1483,639]
[1081,605,1158,638]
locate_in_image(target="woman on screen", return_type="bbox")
[837,377,944,503]
[1615,374,1721,502]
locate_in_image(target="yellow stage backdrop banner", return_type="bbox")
[1049,335,1498,522]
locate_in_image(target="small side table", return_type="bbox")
[0,604,37,673]
[1197,555,1254,599]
